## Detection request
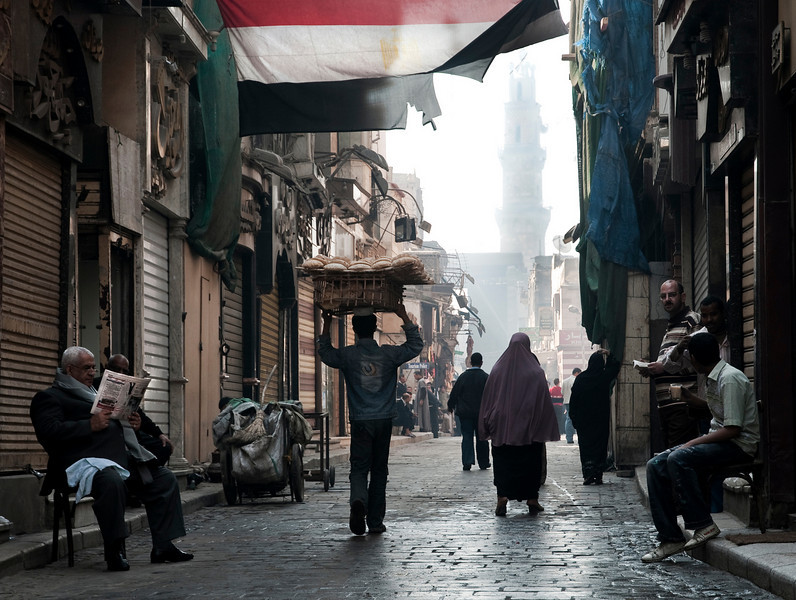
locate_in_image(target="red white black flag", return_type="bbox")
[215,0,567,134]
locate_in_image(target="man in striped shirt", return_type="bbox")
[639,280,701,448]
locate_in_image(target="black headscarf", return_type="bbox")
[571,352,607,394]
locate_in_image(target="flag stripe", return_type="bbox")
[214,0,569,134]
[231,23,493,84]
[218,0,524,28]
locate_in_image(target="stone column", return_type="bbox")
[613,270,652,467]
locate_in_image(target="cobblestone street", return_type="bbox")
[0,438,776,599]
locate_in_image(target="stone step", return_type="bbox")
[722,476,755,526]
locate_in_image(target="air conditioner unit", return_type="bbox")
[287,133,327,191]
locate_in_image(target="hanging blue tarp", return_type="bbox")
[578,0,653,273]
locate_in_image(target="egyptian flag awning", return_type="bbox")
[215,0,568,135]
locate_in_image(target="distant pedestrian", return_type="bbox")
[448,353,490,471]
[478,333,559,516]
[396,374,408,399]
[561,368,581,443]
[317,304,423,536]
[549,378,564,437]
[427,379,441,438]
[396,393,415,437]
[414,371,430,432]
[568,350,621,485]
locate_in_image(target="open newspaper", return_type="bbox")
[90,370,151,419]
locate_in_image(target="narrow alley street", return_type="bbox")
[1,438,774,600]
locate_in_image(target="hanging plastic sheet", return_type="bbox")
[578,0,653,273]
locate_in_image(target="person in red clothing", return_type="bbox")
[549,378,564,437]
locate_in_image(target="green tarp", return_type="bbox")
[189,0,243,291]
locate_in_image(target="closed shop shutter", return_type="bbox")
[259,283,280,404]
[692,199,709,308]
[142,211,170,431]
[740,165,755,380]
[297,279,316,408]
[0,134,63,470]
[222,253,244,399]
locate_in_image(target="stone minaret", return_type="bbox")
[497,63,550,269]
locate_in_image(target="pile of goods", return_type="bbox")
[302,254,433,313]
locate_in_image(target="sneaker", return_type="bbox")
[349,500,366,535]
[683,523,720,551]
[641,541,686,563]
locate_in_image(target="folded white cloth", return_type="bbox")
[65,458,130,502]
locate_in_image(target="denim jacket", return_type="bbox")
[317,323,423,422]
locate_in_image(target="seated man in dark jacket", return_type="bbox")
[395,392,416,437]
[31,346,193,572]
[448,353,490,471]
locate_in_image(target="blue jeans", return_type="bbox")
[459,417,490,469]
[349,418,393,529]
[564,404,575,443]
[647,441,750,542]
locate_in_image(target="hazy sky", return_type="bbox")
[386,2,578,257]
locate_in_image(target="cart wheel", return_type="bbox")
[290,444,305,503]
[221,450,238,505]
[323,469,330,492]
[329,465,336,488]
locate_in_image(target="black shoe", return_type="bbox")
[349,500,366,535]
[105,539,129,572]
[150,545,194,564]
[479,464,491,470]
[462,465,471,471]
[368,523,387,534]
[107,552,130,572]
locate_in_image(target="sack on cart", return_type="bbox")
[230,404,288,485]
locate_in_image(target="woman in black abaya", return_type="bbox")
[567,349,621,485]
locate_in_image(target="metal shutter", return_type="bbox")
[222,254,244,399]
[259,284,280,403]
[692,199,709,308]
[142,211,170,431]
[740,165,755,380]
[297,279,316,409]
[0,134,63,470]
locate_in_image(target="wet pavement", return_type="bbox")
[0,437,777,599]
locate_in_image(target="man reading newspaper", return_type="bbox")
[92,368,150,418]
[30,346,193,572]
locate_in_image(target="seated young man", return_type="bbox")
[642,333,760,563]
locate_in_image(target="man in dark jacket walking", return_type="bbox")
[317,303,423,536]
[447,353,490,471]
